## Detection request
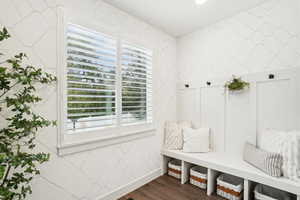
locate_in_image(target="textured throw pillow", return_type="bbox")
[244,143,283,177]
[281,131,300,181]
[259,129,286,154]
[182,128,210,153]
[164,121,192,150]
[260,129,300,180]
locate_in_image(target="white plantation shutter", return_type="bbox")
[66,24,117,131]
[65,24,153,133]
[121,43,153,125]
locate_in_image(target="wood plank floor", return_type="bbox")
[119,175,222,200]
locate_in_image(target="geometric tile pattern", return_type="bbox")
[0,0,177,199]
[6,0,300,199]
[177,0,300,83]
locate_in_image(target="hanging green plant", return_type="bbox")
[224,76,250,92]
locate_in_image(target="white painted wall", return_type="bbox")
[1,0,300,198]
[177,0,300,156]
[0,0,177,199]
[177,0,300,83]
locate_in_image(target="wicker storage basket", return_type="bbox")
[190,166,208,189]
[168,159,182,179]
[254,184,292,200]
[217,174,243,200]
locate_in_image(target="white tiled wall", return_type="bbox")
[2,0,300,199]
[176,0,300,158]
[177,0,300,83]
[0,0,177,199]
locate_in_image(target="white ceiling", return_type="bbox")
[103,0,269,37]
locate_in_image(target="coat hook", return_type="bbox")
[269,74,275,79]
[206,81,211,86]
[185,84,190,88]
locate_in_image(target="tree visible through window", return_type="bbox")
[121,43,152,125]
[66,24,152,133]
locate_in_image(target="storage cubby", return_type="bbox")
[206,169,247,200]
[162,152,300,200]
[216,173,244,200]
[190,165,208,190]
[163,155,184,182]
[167,159,182,180]
[250,182,298,200]
[162,155,173,175]
[180,161,209,190]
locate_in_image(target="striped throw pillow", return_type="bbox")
[244,143,283,177]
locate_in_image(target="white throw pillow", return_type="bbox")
[281,131,300,181]
[260,129,300,181]
[259,129,286,154]
[164,121,192,150]
[183,128,210,153]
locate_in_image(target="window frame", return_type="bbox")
[57,12,155,156]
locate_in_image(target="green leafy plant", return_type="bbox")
[0,27,56,200]
[224,76,250,91]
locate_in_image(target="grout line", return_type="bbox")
[39,176,81,200]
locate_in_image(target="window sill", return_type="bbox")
[57,124,156,156]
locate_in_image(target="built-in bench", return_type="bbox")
[162,149,300,200]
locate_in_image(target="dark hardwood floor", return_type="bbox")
[119,175,222,200]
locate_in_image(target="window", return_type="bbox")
[121,43,153,125]
[66,24,153,133]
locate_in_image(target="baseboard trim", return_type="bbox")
[96,168,162,200]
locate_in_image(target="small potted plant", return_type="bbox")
[224,76,250,92]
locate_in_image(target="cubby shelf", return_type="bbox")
[162,149,300,200]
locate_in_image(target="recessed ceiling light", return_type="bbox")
[195,0,208,5]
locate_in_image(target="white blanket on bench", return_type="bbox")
[260,130,300,181]
[281,131,300,181]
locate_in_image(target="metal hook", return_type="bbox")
[269,74,275,79]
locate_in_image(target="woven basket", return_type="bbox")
[217,174,243,200]
[190,166,207,189]
[254,184,292,200]
[168,159,182,179]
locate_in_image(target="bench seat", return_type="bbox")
[162,149,300,197]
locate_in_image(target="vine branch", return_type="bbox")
[0,27,57,200]
[1,166,11,187]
